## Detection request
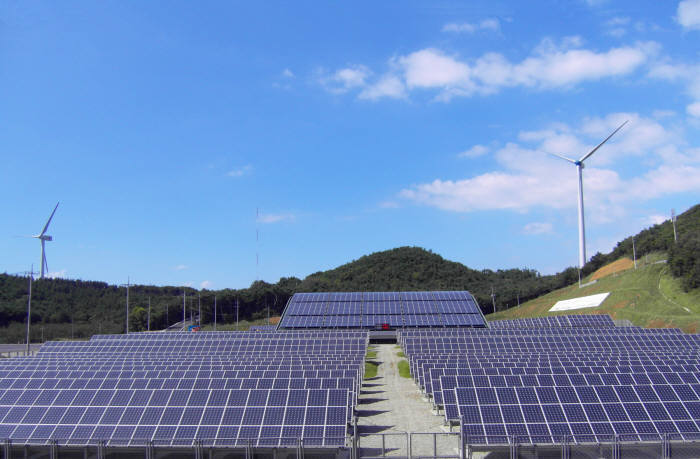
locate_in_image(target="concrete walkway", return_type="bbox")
[355,344,460,457]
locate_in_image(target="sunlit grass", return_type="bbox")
[398,360,410,378]
[486,254,700,332]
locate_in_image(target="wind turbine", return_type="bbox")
[550,121,627,270]
[34,202,60,279]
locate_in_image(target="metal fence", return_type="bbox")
[5,433,700,458]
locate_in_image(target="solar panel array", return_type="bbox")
[400,315,700,445]
[0,330,368,447]
[489,314,616,328]
[279,291,486,329]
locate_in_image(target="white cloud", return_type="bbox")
[257,212,296,224]
[678,0,700,29]
[688,101,700,117]
[399,113,700,219]
[282,68,294,78]
[324,40,656,101]
[227,165,252,178]
[400,49,472,89]
[649,61,700,119]
[200,280,213,289]
[458,145,490,158]
[359,75,406,100]
[648,215,668,225]
[174,264,188,271]
[523,222,554,235]
[605,17,630,37]
[442,18,500,33]
[320,65,371,94]
[47,269,67,279]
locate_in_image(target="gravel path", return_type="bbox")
[355,344,460,457]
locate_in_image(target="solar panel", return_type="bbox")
[0,330,366,448]
[278,291,486,329]
[398,314,700,446]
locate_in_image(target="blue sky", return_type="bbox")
[2,0,699,289]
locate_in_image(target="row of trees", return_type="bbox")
[1,204,697,343]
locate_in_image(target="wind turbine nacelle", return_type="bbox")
[43,235,53,241]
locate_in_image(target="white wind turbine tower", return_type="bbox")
[34,202,60,279]
[550,121,628,270]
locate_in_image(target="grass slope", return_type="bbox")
[486,252,700,333]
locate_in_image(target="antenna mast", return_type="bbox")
[119,277,131,334]
[256,208,260,282]
[672,209,677,243]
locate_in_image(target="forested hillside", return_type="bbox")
[1,204,697,343]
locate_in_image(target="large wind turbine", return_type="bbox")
[550,121,628,269]
[34,202,59,279]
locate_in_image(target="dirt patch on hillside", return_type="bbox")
[607,301,629,310]
[647,318,672,329]
[591,258,635,280]
[269,316,281,325]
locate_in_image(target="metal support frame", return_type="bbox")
[194,439,204,459]
[561,435,570,459]
[612,434,620,459]
[97,440,106,459]
[3,439,11,459]
[662,434,670,459]
[49,440,57,459]
[509,435,517,459]
[296,438,304,459]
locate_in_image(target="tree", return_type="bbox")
[669,232,700,291]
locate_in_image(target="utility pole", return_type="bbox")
[491,287,496,314]
[517,292,520,308]
[24,265,37,356]
[120,277,131,334]
[672,209,677,243]
[632,237,637,269]
[214,295,217,331]
[166,303,169,326]
[183,290,186,330]
[198,293,201,327]
[236,297,239,329]
[147,297,151,331]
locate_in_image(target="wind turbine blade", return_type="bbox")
[547,152,577,164]
[43,251,48,276]
[39,202,60,237]
[579,120,628,163]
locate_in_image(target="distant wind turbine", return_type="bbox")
[34,202,60,279]
[550,121,628,270]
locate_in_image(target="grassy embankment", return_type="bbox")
[486,252,700,332]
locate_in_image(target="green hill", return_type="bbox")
[487,252,700,333]
[1,204,698,342]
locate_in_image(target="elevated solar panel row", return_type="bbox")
[489,315,616,328]
[278,291,486,329]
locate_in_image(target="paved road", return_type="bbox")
[355,344,461,457]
